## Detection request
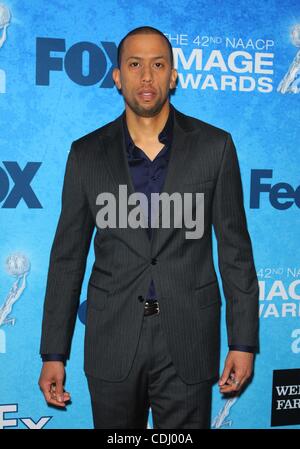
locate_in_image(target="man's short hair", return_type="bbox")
[117,26,174,69]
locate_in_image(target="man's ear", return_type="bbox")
[170,68,178,89]
[112,67,121,89]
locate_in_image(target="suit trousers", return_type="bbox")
[86,310,214,429]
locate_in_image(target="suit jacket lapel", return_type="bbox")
[100,113,150,258]
[99,106,192,257]
[101,112,136,197]
[151,108,191,254]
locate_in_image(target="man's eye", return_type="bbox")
[130,62,140,67]
[154,63,163,68]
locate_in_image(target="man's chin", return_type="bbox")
[137,108,161,118]
[126,99,167,118]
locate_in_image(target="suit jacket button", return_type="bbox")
[138,295,144,302]
[151,258,157,265]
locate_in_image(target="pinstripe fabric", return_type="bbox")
[87,312,213,429]
[39,106,259,384]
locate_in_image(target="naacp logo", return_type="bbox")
[212,397,238,428]
[277,24,300,94]
[0,3,11,94]
[0,253,30,354]
[0,3,10,49]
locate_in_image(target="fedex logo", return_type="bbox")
[0,161,42,208]
[36,38,117,87]
[0,404,52,429]
[250,169,300,209]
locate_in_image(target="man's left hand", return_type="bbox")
[218,350,254,394]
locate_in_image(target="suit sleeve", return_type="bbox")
[41,353,67,364]
[39,144,95,358]
[212,133,259,349]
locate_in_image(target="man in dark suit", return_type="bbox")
[38,26,259,429]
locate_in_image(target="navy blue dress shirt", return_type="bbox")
[123,106,174,301]
[41,104,256,364]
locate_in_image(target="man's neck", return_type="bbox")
[125,101,170,145]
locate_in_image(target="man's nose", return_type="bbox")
[141,65,153,83]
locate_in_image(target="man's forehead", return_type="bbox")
[122,33,170,55]
[125,55,167,61]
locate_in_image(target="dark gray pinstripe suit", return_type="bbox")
[40,106,259,395]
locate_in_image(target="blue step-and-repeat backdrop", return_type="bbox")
[0,0,299,429]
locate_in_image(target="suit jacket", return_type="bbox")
[40,106,259,384]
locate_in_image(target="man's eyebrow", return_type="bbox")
[126,55,166,61]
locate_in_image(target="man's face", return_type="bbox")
[113,33,178,117]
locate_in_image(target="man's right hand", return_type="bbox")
[38,361,71,408]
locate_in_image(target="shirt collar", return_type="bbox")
[122,103,174,159]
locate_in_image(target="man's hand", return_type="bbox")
[218,351,254,394]
[38,361,71,408]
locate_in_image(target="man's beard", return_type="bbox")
[124,93,168,118]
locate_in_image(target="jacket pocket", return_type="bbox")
[86,282,108,311]
[194,280,221,309]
